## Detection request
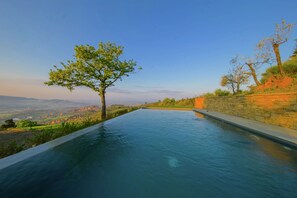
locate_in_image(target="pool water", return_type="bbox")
[1,109,297,197]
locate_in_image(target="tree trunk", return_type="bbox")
[273,43,285,76]
[100,89,106,120]
[236,83,240,94]
[247,63,261,86]
[231,82,236,95]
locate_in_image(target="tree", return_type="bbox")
[257,19,295,76]
[162,98,175,106]
[221,74,235,94]
[221,65,249,94]
[1,119,16,129]
[45,42,141,120]
[231,53,272,86]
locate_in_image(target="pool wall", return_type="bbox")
[195,92,297,130]
[193,109,297,149]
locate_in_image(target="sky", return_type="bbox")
[0,0,296,105]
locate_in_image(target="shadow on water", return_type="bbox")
[0,123,126,198]
[196,113,297,166]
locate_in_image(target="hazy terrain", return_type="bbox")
[0,95,90,123]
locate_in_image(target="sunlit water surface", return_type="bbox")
[1,110,297,197]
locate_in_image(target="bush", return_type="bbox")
[0,142,24,158]
[201,92,215,97]
[214,89,230,96]
[30,130,54,145]
[162,98,176,106]
[261,60,297,82]
[17,120,38,128]
[1,119,16,129]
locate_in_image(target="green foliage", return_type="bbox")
[290,40,297,60]
[17,120,38,128]
[30,130,54,145]
[1,119,16,129]
[214,89,230,96]
[175,98,195,106]
[261,59,297,82]
[45,42,140,92]
[0,106,138,158]
[200,92,215,97]
[146,98,194,108]
[0,141,24,158]
[45,42,141,119]
[29,118,99,145]
[108,108,128,118]
[162,98,176,106]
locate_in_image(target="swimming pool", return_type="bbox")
[1,109,297,197]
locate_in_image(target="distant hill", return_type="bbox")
[0,95,86,112]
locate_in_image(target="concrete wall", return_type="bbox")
[195,93,297,130]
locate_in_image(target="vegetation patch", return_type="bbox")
[0,107,138,159]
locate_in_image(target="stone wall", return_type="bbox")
[195,93,297,130]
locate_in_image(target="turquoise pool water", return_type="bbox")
[1,109,297,197]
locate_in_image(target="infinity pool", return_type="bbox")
[1,109,297,197]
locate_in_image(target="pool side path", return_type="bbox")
[193,109,297,148]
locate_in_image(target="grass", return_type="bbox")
[0,107,139,159]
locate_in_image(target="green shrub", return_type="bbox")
[201,92,215,97]
[261,60,297,82]
[30,130,54,145]
[162,98,176,106]
[0,142,24,158]
[17,120,38,128]
[214,89,230,96]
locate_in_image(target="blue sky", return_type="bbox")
[0,0,296,104]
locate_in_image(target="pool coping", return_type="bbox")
[0,110,140,171]
[193,109,297,149]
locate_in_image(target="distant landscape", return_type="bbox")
[0,95,93,124]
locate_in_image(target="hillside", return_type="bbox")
[0,95,89,123]
[0,95,86,111]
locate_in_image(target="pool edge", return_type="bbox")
[193,109,297,149]
[0,109,141,170]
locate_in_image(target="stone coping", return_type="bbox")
[193,109,297,149]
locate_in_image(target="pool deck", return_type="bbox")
[193,109,297,148]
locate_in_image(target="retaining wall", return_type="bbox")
[195,93,297,130]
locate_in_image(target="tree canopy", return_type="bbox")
[45,42,141,119]
[257,19,295,76]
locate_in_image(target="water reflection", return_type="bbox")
[254,136,297,165]
[195,112,205,119]
[0,124,128,198]
[202,115,297,167]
